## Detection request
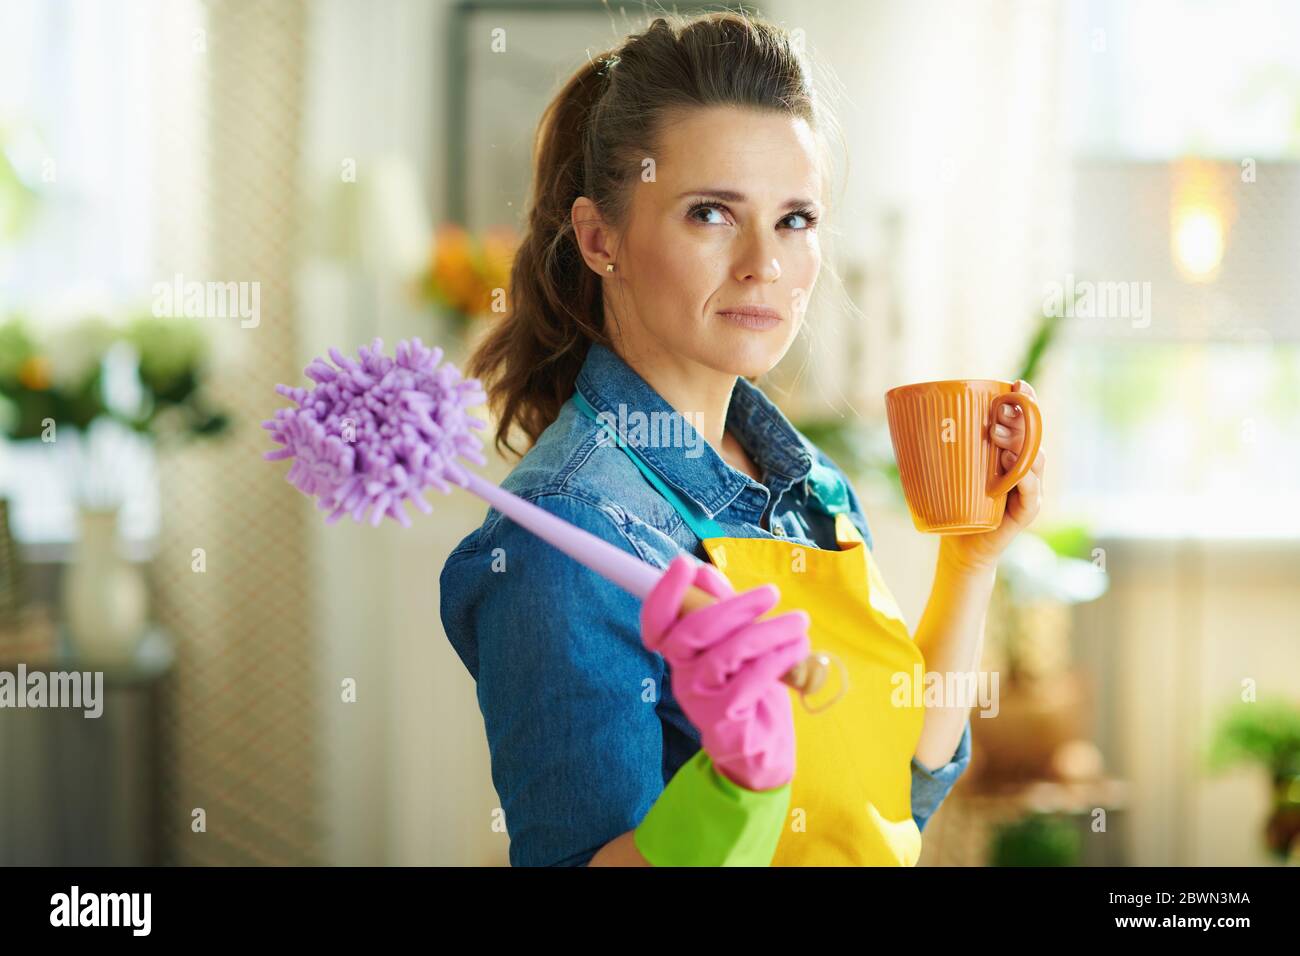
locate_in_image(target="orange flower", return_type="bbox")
[478,226,517,314]
[17,355,51,391]
[430,224,480,313]
[426,223,519,318]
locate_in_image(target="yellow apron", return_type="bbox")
[571,393,927,866]
[702,514,926,866]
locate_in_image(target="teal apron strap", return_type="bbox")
[570,391,727,541]
[793,432,867,546]
[795,432,851,516]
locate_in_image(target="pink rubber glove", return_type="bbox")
[641,554,811,792]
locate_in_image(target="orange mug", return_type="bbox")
[884,379,1043,534]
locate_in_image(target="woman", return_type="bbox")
[440,11,1045,867]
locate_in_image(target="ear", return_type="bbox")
[571,196,618,277]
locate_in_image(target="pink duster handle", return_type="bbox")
[458,471,830,697]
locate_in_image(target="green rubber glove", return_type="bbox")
[634,748,791,866]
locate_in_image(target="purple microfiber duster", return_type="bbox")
[264,337,832,702]
[263,337,488,527]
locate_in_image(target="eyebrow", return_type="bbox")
[675,188,820,211]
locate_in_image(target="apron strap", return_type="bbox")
[795,432,852,517]
[795,434,867,546]
[570,391,727,541]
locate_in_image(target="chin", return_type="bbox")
[707,338,789,379]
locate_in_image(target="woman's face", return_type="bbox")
[603,105,823,378]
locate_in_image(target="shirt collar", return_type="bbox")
[574,340,814,519]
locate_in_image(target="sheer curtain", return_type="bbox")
[148,0,321,866]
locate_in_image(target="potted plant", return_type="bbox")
[116,313,230,441]
[0,310,229,665]
[990,813,1082,866]
[1206,700,1300,861]
[0,315,114,440]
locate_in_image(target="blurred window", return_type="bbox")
[0,0,163,547]
[1058,0,1300,537]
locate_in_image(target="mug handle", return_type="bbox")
[986,391,1042,499]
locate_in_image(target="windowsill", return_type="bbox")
[1062,495,1300,544]
[1091,525,1300,543]
[1082,516,1300,583]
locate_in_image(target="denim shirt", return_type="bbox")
[439,340,972,867]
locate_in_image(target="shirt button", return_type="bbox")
[771,520,785,537]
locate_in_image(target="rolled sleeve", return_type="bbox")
[910,716,972,832]
[440,492,668,867]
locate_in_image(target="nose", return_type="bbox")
[733,232,782,283]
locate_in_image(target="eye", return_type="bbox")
[686,199,821,231]
[782,207,820,231]
[687,200,729,225]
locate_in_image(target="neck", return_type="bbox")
[606,336,736,455]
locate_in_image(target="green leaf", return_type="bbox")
[1206,700,1300,777]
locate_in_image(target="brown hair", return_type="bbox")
[465,8,844,460]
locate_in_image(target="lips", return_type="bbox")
[719,306,782,321]
[719,305,783,332]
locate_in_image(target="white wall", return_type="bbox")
[301,0,511,865]
[765,0,1070,406]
